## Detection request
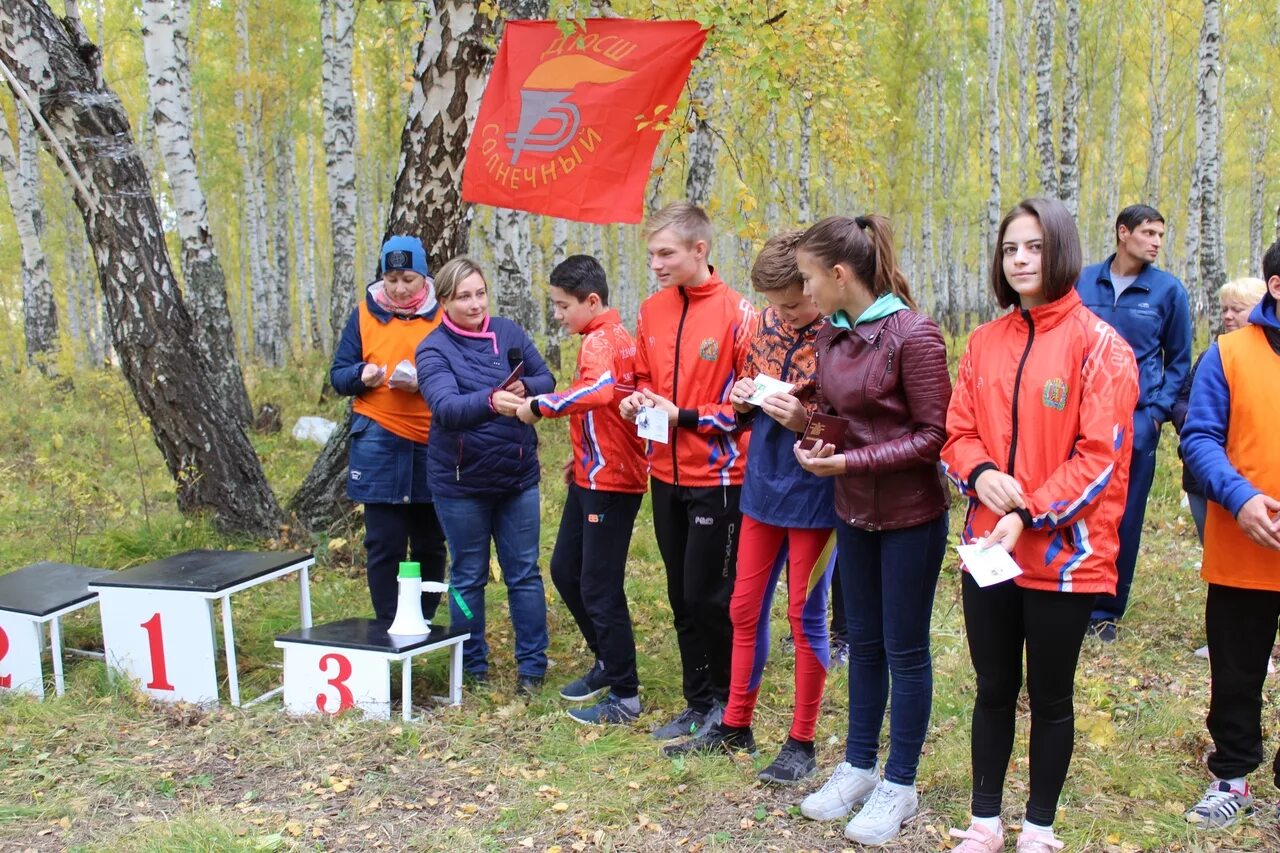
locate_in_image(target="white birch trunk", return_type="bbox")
[1058,0,1080,216]
[140,0,251,422]
[303,131,322,351]
[1249,116,1271,266]
[1033,0,1057,197]
[797,102,812,225]
[684,74,716,208]
[321,0,358,348]
[987,0,1004,257]
[1196,0,1225,323]
[1013,0,1031,190]
[1103,8,1123,239]
[766,107,779,228]
[288,136,312,354]
[1143,17,1169,201]
[0,98,59,368]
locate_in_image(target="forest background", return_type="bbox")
[1,0,1279,850]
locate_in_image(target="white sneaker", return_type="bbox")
[800,761,879,821]
[844,780,919,845]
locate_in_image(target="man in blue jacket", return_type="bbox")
[1076,204,1192,642]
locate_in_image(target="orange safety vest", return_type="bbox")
[352,302,440,443]
[1201,324,1280,591]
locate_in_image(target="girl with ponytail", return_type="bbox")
[792,215,952,845]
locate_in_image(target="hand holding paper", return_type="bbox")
[956,543,1023,587]
[636,405,670,443]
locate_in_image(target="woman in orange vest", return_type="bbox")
[330,236,446,623]
[1181,241,1280,829]
[941,198,1138,852]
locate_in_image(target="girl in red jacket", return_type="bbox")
[941,198,1138,853]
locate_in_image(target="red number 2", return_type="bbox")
[0,625,11,689]
[140,613,175,691]
[316,653,355,714]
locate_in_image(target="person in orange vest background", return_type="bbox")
[1181,239,1280,829]
[330,235,446,623]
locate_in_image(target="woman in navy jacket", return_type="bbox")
[417,257,556,694]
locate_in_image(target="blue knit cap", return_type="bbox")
[380,235,429,277]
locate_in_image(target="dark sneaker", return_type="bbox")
[566,693,640,726]
[515,674,544,698]
[830,639,850,668]
[1088,620,1118,644]
[779,634,795,654]
[662,721,757,757]
[559,660,609,702]
[651,706,706,741]
[1186,780,1254,828]
[757,738,817,784]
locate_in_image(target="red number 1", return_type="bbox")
[0,625,11,688]
[140,613,175,691]
[316,653,354,714]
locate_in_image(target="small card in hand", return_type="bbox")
[496,361,524,391]
[800,412,850,452]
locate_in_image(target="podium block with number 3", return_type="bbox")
[97,589,218,705]
[281,644,394,719]
[276,619,468,721]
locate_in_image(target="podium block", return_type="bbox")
[91,550,314,707]
[0,562,113,699]
[276,619,469,721]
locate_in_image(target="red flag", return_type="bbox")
[461,19,708,224]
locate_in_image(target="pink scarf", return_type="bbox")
[372,282,433,316]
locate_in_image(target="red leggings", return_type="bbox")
[722,515,836,741]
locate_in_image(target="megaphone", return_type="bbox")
[387,561,430,637]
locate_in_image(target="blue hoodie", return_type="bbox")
[1181,293,1280,515]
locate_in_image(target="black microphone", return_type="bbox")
[507,347,523,368]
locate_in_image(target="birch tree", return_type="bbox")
[685,74,716,207]
[0,0,283,535]
[1143,11,1170,202]
[0,98,58,368]
[1196,0,1225,320]
[1033,0,1056,196]
[321,0,358,349]
[140,0,252,424]
[1058,0,1080,216]
[986,0,1003,254]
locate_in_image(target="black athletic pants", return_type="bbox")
[550,484,643,698]
[962,573,1094,827]
[650,478,742,713]
[1205,583,1280,786]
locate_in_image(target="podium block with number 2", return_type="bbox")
[97,589,218,705]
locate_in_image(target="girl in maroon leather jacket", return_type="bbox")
[792,215,952,846]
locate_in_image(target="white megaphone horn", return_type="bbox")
[387,561,430,637]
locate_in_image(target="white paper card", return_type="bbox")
[745,374,795,406]
[636,406,670,444]
[391,359,417,384]
[957,543,1024,587]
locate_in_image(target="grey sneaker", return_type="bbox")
[800,761,879,821]
[559,660,609,701]
[757,738,817,784]
[650,706,706,741]
[844,780,918,845]
[1186,780,1253,828]
[830,639,850,668]
[566,693,639,726]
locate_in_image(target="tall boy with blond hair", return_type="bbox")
[620,202,759,740]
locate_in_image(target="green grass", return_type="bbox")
[2,361,1278,850]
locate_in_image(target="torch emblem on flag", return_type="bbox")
[506,55,635,164]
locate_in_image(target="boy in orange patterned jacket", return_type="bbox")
[517,255,648,725]
[619,202,759,741]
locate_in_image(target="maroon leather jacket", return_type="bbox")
[815,309,952,530]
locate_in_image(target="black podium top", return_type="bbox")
[276,618,467,653]
[89,550,312,593]
[0,562,115,617]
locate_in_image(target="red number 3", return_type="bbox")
[0,625,11,689]
[316,653,354,714]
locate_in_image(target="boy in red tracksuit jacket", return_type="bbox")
[619,202,759,741]
[517,255,648,725]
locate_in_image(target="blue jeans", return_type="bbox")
[434,487,548,678]
[838,514,947,785]
[1093,411,1160,622]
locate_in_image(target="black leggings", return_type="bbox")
[962,574,1094,826]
